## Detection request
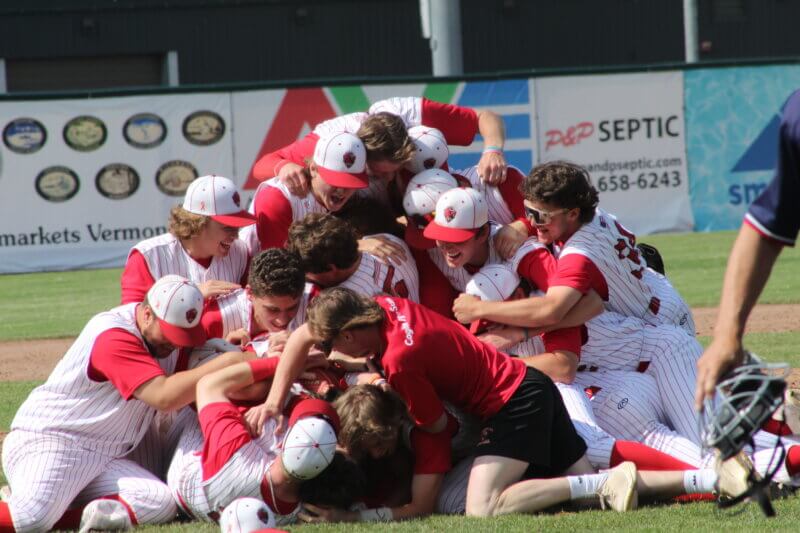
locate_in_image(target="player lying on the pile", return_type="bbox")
[0,277,252,533]
[122,175,255,303]
[247,289,749,521]
[166,357,360,525]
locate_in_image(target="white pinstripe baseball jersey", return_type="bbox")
[557,208,683,329]
[131,232,249,287]
[240,177,329,256]
[452,165,517,225]
[11,303,179,458]
[168,416,299,525]
[428,223,507,293]
[312,112,368,137]
[337,234,420,302]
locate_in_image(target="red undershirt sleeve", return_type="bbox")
[541,326,582,358]
[549,254,609,299]
[410,428,451,474]
[200,299,224,339]
[516,247,557,292]
[198,402,253,480]
[88,328,166,400]
[252,133,319,180]
[420,98,479,146]
[254,186,294,250]
[120,250,156,304]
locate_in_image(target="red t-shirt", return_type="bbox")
[253,99,479,180]
[410,427,451,474]
[376,296,526,425]
[252,185,295,250]
[87,327,167,399]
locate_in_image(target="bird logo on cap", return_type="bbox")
[424,157,436,169]
[444,207,457,222]
[232,191,241,207]
[257,508,271,523]
[343,151,356,169]
[186,308,197,323]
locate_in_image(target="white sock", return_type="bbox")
[683,469,718,494]
[567,472,609,500]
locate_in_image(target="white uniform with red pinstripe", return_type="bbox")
[428,223,507,292]
[556,208,694,336]
[452,165,519,225]
[166,413,300,525]
[337,234,420,303]
[2,304,178,532]
[131,232,249,288]
[240,177,328,256]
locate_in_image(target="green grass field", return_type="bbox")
[1,229,799,531]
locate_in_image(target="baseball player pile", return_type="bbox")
[2,96,797,533]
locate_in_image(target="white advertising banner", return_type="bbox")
[0,92,233,274]
[533,72,693,235]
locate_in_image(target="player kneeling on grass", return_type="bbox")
[167,355,351,526]
[0,276,255,533]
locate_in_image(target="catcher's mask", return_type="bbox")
[700,353,789,516]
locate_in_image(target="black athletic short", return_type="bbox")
[474,367,587,478]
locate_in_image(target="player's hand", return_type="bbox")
[198,280,240,299]
[244,402,283,437]
[694,337,746,411]
[358,235,408,264]
[225,328,250,347]
[265,330,290,357]
[452,293,483,323]
[477,326,526,351]
[493,223,527,259]
[278,162,311,196]
[477,150,507,185]
[298,503,356,523]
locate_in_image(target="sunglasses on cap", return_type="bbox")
[408,212,435,229]
[524,205,570,225]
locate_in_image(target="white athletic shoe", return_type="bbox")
[598,461,638,512]
[716,452,755,499]
[0,485,10,502]
[78,499,132,533]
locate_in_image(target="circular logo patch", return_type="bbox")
[4,118,47,154]
[155,160,198,196]
[96,163,140,199]
[123,113,167,149]
[35,166,80,202]
[182,110,225,146]
[64,115,107,152]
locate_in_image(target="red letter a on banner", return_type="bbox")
[242,88,337,190]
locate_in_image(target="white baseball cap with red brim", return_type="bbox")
[423,187,488,243]
[183,175,256,228]
[465,264,520,335]
[406,125,449,174]
[281,399,340,480]
[402,168,458,249]
[146,275,207,347]
[313,131,369,189]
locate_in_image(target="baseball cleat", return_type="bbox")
[598,461,638,512]
[716,452,755,499]
[0,485,10,501]
[78,499,132,533]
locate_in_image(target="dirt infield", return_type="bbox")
[0,304,799,382]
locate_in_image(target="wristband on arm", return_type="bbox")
[483,145,504,154]
[247,357,280,382]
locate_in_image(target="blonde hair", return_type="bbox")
[333,385,409,456]
[168,206,209,240]
[357,112,416,165]
[306,287,385,344]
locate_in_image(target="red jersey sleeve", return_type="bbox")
[254,186,294,250]
[198,402,253,481]
[120,250,155,304]
[252,133,319,180]
[550,254,609,300]
[541,326,582,358]
[388,370,445,427]
[88,327,166,400]
[200,299,224,339]
[516,247,557,292]
[496,167,526,220]
[410,427,451,474]
[420,98,479,146]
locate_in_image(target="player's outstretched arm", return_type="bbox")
[133,350,254,412]
[245,323,316,435]
[695,223,783,409]
[475,110,507,185]
[453,285,583,328]
[520,349,579,384]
